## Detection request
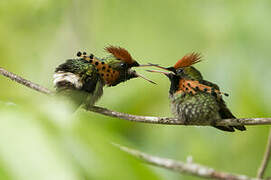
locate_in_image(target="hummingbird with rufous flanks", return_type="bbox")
[148,53,246,132]
[54,45,155,109]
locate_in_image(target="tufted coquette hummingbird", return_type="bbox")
[148,53,246,132]
[54,46,155,109]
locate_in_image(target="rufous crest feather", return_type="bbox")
[105,46,134,64]
[173,52,202,69]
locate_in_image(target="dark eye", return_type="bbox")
[120,62,127,69]
[176,68,183,74]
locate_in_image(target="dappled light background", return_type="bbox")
[0,0,271,179]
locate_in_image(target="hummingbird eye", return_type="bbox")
[120,62,128,69]
[176,68,184,74]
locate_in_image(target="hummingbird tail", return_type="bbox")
[233,125,246,131]
[213,126,235,132]
[213,125,246,132]
[217,104,247,132]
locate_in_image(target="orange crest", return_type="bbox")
[105,46,134,64]
[173,52,202,69]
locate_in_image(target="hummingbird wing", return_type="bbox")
[55,59,100,93]
[199,80,220,91]
[54,59,102,108]
[200,80,246,132]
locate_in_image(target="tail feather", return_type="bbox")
[214,126,235,132]
[218,103,246,132]
[214,125,246,132]
[234,125,246,131]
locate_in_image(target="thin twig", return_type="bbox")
[113,143,258,180]
[257,129,271,178]
[88,106,271,126]
[0,67,51,94]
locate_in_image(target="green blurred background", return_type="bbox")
[0,0,271,179]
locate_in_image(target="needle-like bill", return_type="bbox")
[146,70,173,76]
[147,63,170,71]
[136,64,160,67]
[134,72,157,84]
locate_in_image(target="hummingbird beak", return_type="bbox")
[147,63,171,71]
[136,64,159,67]
[129,63,157,84]
[131,61,161,67]
[133,71,157,84]
[146,70,173,76]
[147,63,176,73]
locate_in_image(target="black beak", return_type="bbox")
[129,69,156,84]
[146,70,175,78]
[133,62,161,68]
[147,63,176,73]
[131,61,140,67]
[146,63,176,78]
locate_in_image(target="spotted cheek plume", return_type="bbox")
[175,79,229,98]
[77,51,120,86]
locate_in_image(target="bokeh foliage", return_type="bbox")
[0,0,271,179]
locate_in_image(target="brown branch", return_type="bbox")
[0,67,51,95]
[257,129,271,178]
[113,143,259,180]
[87,106,271,126]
